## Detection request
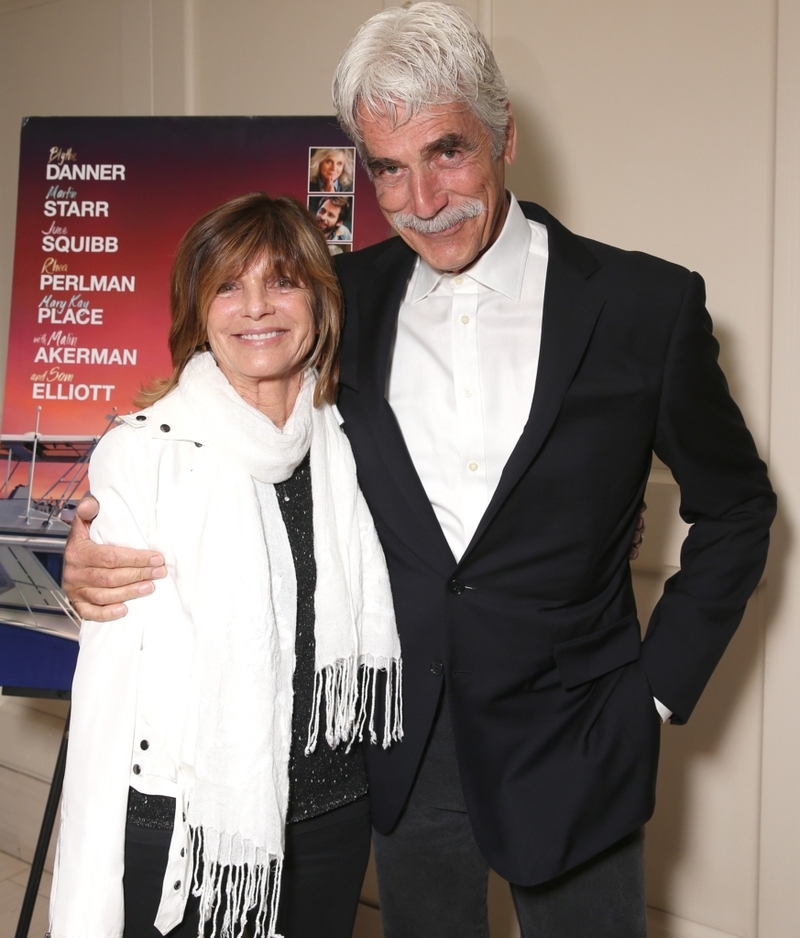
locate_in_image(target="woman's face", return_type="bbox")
[319,151,345,185]
[206,256,317,402]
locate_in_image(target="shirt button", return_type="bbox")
[460,315,470,324]
[140,740,149,750]
[160,424,170,433]
[465,388,472,398]
[132,764,141,775]
[468,462,478,472]
[454,276,464,286]
[448,579,465,595]
[430,661,444,676]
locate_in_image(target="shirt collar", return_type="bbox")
[407,193,532,303]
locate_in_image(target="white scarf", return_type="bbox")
[171,353,401,938]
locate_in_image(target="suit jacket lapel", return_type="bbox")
[352,240,457,574]
[464,205,605,559]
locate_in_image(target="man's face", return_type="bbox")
[316,199,342,236]
[359,101,516,273]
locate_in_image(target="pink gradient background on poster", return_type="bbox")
[4,117,388,446]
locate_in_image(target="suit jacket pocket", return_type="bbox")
[554,613,642,689]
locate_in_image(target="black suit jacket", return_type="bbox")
[334,201,775,885]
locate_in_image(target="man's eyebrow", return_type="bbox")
[421,133,474,159]
[365,133,476,175]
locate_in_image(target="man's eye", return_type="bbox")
[441,149,459,161]
[381,165,400,176]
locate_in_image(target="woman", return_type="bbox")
[50,193,402,938]
[308,147,353,192]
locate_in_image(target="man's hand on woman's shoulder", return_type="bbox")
[63,495,166,621]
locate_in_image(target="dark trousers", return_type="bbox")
[372,695,647,938]
[123,799,371,938]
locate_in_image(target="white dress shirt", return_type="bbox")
[387,195,547,561]
[385,194,671,723]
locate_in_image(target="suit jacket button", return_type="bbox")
[430,661,443,676]
[448,579,465,595]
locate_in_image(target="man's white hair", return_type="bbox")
[332,2,510,165]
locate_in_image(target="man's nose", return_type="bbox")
[408,167,448,219]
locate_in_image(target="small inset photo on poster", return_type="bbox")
[309,195,353,243]
[328,243,352,257]
[308,147,355,193]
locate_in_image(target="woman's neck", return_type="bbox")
[224,371,303,429]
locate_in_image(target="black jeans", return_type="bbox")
[123,798,371,938]
[372,695,647,938]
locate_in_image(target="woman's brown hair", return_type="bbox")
[138,193,342,407]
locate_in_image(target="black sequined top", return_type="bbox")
[277,454,368,822]
[127,454,367,830]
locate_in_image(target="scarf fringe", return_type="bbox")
[306,657,403,755]
[191,827,284,938]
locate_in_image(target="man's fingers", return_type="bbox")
[75,494,100,524]
[63,494,166,621]
[63,530,165,615]
[71,600,130,622]
[73,540,166,573]
[65,562,164,599]
[65,528,165,573]
[70,579,157,615]
[629,500,647,560]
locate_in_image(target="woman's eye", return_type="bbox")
[216,282,236,294]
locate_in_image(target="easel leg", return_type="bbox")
[14,706,70,938]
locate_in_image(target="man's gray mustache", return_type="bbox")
[390,200,484,234]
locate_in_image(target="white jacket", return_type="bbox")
[51,390,228,937]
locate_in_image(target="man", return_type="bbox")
[313,195,351,240]
[65,4,775,936]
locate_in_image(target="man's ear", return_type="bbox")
[504,105,518,166]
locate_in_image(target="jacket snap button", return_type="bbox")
[135,415,146,421]
[448,579,465,595]
[430,661,444,676]
[140,740,149,750]
[160,424,170,433]
[132,764,141,774]
[174,880,181,890]
[180,848,185,857]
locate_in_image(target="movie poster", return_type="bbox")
[3,117,389,495]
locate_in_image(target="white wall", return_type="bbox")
[0,1,796,935]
